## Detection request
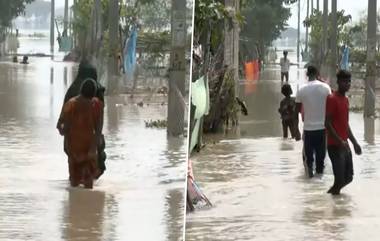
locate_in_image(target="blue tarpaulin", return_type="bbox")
[124,27,138,79]
[340,46,350,70]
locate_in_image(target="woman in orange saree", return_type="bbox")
[58,79,103,188]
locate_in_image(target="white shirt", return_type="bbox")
[296,80,331,131]
[280,57,290,72]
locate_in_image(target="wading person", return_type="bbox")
[57,61,107,179]
[325,70,361,195]
[58,79,103,188]
[278,84,300,140]
[280,50,290,83]
[295,66,331,178]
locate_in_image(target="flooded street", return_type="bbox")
[186,66,380,241]
[0,57,186,241]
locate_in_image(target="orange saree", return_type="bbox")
[60,96,103,188]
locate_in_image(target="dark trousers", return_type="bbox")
[327,146,353,194]
[303,129,326,174]
[282,119,300,139]
[281,72,289,82]
[97,134,107,174]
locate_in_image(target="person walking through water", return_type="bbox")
[278,84,301,140]
[295,66,331,178]
[325,70,361,195]
[57,61,107,179]
[280,50,290,83]
[57,79,103,188]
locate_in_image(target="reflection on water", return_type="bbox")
[364,117,375,144]
[62,189,106,241]
[0,56,186,241]
[186,67,380,241]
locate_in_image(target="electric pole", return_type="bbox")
[364,0,377,117]
[107,0,119,93]
[305,0,310,55]
[297,0,300,63]
[321,0,328,76]
[64,0,68,33]
[50,0,55,53]
[330,0,337,88]
[167,0,187,136]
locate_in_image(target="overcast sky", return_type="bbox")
[287,0,371,30]
[48,0,374,30]
[44,0,73,8]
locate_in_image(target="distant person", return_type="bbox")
[280,50,290,83]
[57,61,107,179]
[278,84,300,140]
[295,65,331,178]
[21,56,29,64]
[325,70,361,195]
[57,79,103,188]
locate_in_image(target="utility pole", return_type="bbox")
[330,0,337,88]
[64,0,68,33]
[167,0,187,136]
[321,0,328,74]
[311,0,313,14]
[317,0,319,11]
[50,0,55,53]
[305,0,309,54]
[297,0,300,63]
[107,0,119,93]
[364,0,377,117]
[73,0,77,49]
[224,0,240,95]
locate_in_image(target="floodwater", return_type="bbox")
[186,66,380,241]
[0,56,186,240]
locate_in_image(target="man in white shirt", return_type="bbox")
[280,50,290,83]
[295,65,331,178]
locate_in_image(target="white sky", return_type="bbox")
[44,0,73,8]
[286,0,372,31]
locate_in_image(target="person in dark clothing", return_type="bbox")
[58,78,103,188]
[325,70,362,195]
[278,84,301,140]
[57,61,107,179]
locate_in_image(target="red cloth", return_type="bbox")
[326,92,349,146]
[61,96,103,187]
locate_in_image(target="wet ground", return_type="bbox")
[186,65,380,241]
[0,55,186,241]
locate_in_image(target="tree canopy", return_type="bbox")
[0,0,35,27]
[304,9,351,65]
[240,0,293,60]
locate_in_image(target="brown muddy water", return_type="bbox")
[0,58,186,241]
[186,66,380,241]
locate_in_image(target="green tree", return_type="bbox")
[240,0,293,61]
[304,9,351,66]
[0,0,35,27]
